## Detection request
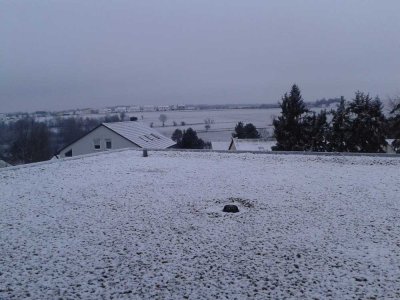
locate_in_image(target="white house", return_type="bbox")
[228,138,275,152]
[56,121,176,158]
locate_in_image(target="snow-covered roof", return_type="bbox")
[1,150,400,298]
[229,138,275,151]
[211,141,230,151]
[102,121,176,149]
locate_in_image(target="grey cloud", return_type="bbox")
[1,0,399,112]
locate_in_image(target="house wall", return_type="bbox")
[58,125,138,158]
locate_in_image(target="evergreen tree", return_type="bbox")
[347,92,387,153]
[244,123,260,139]
[272,84,308,150]
[233,122,245,138]
[327,97,353,152]
[388,98,400,153]
[179,128,206,149]
[233,122,260,139]
[171,129,183,145]
[303,110,329,151]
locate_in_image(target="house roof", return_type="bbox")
[229,138,275,152]
[57,121,176,154]
[103,121,176,149]
[211,141,230,151]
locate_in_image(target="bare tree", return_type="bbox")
[159,114,167,127]
[204,118,214,131]
[10,118,51,164]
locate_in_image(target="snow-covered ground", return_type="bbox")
[1,150,400,299]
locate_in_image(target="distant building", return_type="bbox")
[56,121,176,158]
[228,138,275,152]
[157,106,170,111]
[127,106,141,112]
[34,111,48,118]
[99,108,112,114]
[115,107,127,113]
[76,109,93,115]
[143,105,156,112]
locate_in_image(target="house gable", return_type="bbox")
[58,125,138,158]
[228,138,236,151]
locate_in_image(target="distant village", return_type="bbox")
[0,104,192,122]
[0,99,339,123]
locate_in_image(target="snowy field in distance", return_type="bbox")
[114,106,325,142]
[129,108,281,142]
[1,150,400,299]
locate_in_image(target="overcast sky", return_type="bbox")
[1,0,399,113]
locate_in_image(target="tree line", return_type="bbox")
[174,85,400,153]
[171,128,211,149]
[272,84,400,153]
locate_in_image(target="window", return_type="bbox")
[65,149,72,157]
[106,139,112,149]
[93,139,101,150]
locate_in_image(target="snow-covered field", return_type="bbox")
[129,108,281,142]
[1,150,400,299]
